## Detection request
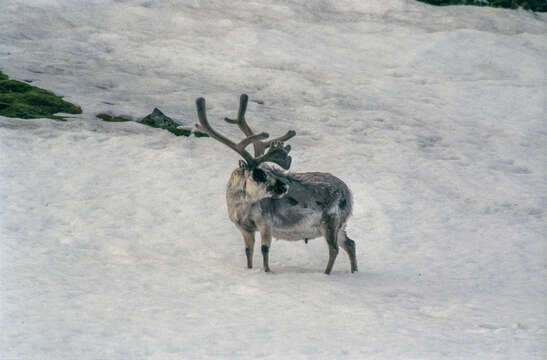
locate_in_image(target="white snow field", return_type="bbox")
[1,0,546,359]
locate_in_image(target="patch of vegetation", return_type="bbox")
[96,113,132,122]
[97,111,196,137]
[0,71,82,120]
[138,115,189,137]
[193,130,209,138]
[416,0,547,11]
[165,126,191,137]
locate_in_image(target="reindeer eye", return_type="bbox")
[252,168,267,183]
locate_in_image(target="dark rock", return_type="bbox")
[139,108,181,128]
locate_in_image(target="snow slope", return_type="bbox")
[1,1,546,359]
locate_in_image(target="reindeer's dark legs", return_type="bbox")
[244,248,252,268]
[261,245,270,272]
[259,228,272,272]
[239,229,255,269]
[323,218,339,275]
[340,230,358,273]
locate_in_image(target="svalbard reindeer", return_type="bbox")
[195,94,357,274]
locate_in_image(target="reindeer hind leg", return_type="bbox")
[323,217,340,275]
[340,229,358,273]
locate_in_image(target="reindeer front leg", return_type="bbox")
[259,227,272,272]
[239,228,255,269]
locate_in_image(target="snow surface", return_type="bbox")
[1,0,546,359]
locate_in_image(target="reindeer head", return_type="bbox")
[242,163,289,201]
[196,94,294,201]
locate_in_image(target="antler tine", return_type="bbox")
[225,94,296,157]
[224,94,252,133]
[224,94,263,156]
[238,132,270,150]
[263,130,296,149]
[196,97,267,166]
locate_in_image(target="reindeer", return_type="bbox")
[195,94,357,274]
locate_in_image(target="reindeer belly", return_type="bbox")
[271,208,323,241]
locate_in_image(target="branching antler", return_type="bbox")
[195,96,294,170]
[224,94,296,157]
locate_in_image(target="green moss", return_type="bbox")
[138,113,191,137]
[415,0,546,11]
[166,126,191,137]
[139,117,160,128]
[193,130,209,138]
[0,80,33,93]
[0,71,82,120]
[97,112,192,136]
[97,113,131,122]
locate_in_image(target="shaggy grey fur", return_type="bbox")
[226,164,358,274]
